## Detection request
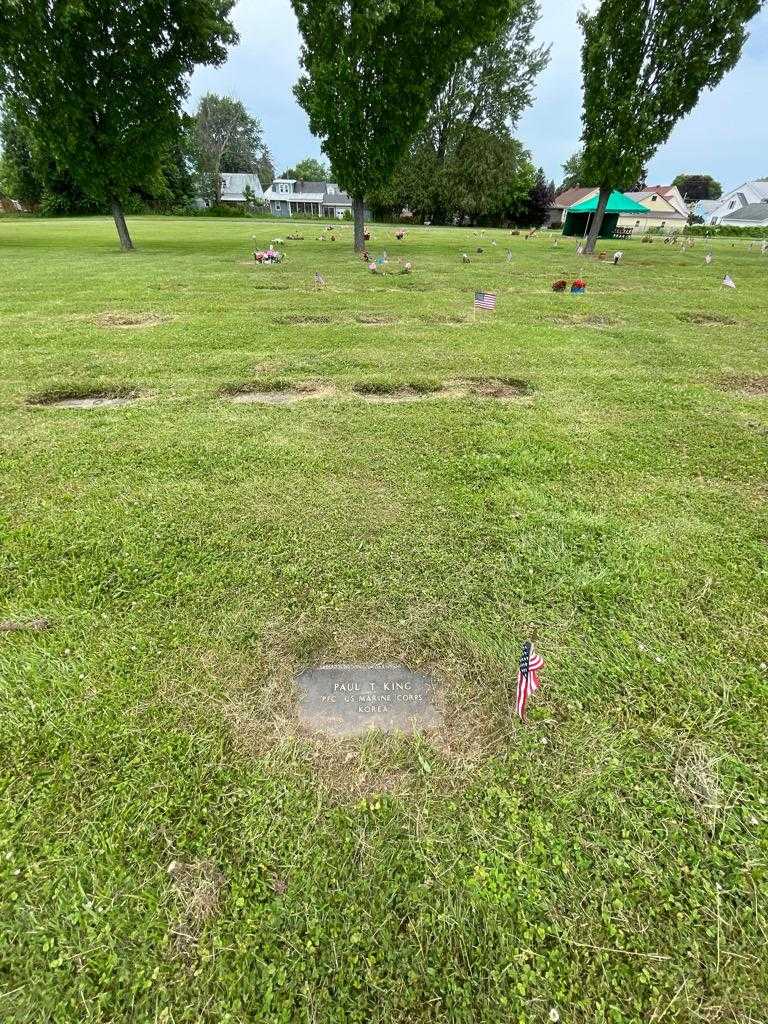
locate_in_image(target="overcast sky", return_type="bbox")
[190,0,768,191]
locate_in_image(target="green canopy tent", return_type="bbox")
[562,190,649,238]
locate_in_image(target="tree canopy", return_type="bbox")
[672,173,723,201]
[578,0,761,252]
[0,0,237,248]
[191,93,272,202]
[280,157,329,181]
[559,150,586,192]
[0,106,195,214]
[292,0,519,248]
[423,0,549,165]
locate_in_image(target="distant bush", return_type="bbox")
[685,223,768,239]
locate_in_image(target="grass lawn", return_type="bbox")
[1,214,766,1023]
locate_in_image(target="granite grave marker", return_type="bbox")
[296,662,441,737]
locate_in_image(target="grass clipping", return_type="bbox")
[167,859,225,960]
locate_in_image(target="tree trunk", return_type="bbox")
[111,200,134,251]
[583,185,610,254]
[352,196,365,251]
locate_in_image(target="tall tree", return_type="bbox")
[192,94,269,203]
[425,1,549,166]
[672,173,723,201]
[292,0,517,249]
[578,0,761,253]
[1,106,196,214]
[520,166,554,227]
[558,149,646,194]
[410,0,548,224]
[0,0,237,249]
[280,157,329,181]
[559,149,586,192]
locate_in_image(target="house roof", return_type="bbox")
[294,180,327,194]
[221,173,263,196]
[569,190,649,214]
[551,187,596,210]
[722,202,768,224]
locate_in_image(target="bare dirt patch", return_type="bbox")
[28,387,141,409]
[718,375,768,397]
[355,313,397,325]
[677,311,737,327]
[582,314,624,329]
[93,312,168,329]
[546,313,623,329]
[273,313,332,325]
[223,381,335,405]
[167,859,225,959]
[420,313,470,325]
[353,381,441,403]
[446,377,532,399]
[0,617,50,633]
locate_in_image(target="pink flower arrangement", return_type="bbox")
[253,250,283,264]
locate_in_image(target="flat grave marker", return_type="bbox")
[296,662,441,737]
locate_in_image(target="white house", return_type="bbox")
[700,180,768,224]
[263,178,371,219]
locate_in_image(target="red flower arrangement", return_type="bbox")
[571,279,586,293]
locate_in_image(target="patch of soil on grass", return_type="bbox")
[582,314,624,329]
[420,313,470,324]
[0,617,50,633]
[355,313,397,325]
[677,311,737,327]
[546,313,623,329]
[93,312,168,328]
[167,859,225,959]
[352,381,441,403]
[28,387,141,409]
[273,313,332,325]
[718,375,768,396]
[447,376,532,399]
[223,381,335,405]
[252,282,290,290]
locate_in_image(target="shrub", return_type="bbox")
[685,223,768,239]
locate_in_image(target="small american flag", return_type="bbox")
[515,641,544,720]
[474,290,496,311]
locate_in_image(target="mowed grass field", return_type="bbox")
[1,215,767,1023]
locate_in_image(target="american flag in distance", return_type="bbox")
[516,641,544,720]
[474,290,497,310]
